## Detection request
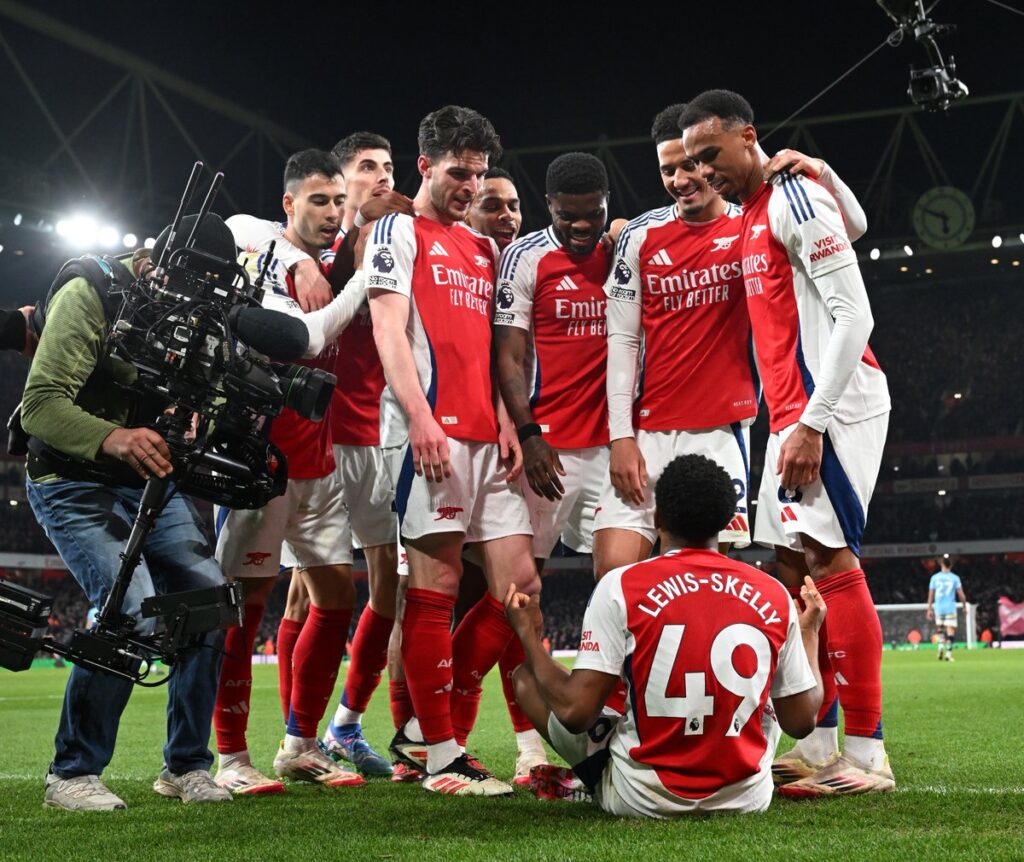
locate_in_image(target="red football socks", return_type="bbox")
[214,602,265,754]
[276,617,304,722]
[401,588,456,744]
[785,584,838,726]
[389,678,415,731]
[285,604,352,738]
[450,593,515,745]
[815,568,883,738]
[341,606,393,714]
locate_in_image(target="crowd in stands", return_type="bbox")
[864,491,1024,544]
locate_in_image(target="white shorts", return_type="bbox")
[394,438,532,544]
[592,425,751,548]
[935,613,957,628]
[332,444,397,549]
[753,413,888,556]
[524,446,608,558]
[382,446,410,576]
[215,471,351,577]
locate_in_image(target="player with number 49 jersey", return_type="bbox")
[579,549,813,812]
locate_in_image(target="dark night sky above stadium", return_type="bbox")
[21,0,1024,150]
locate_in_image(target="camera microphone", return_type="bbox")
[229,306,309,361]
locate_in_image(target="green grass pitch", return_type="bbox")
[2,650,1023,861]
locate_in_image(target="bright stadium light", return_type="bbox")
[937,489,947,496]
[899,265,909,272]
[143,237,156,249]
[122,232,138,249]
[1019,233,1024,244]
[64,215,99,249]
[55,219,70,237]
[991,258,1000,265]
[869,247,881,260]
[13,213,22,226]
[953,392,962,399]
[98,226,119,248]
[992,235,1003,248]
[903,244,914,256]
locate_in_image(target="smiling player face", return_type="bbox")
[467,177,522,250]
[682,116,761,202]
[547,190,608,256]
[656,138,718,220]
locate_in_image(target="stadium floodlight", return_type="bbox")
[54,219,70,237]
[869,247,881,260]
[1019,233,1024,244]
[64,215,99,249]
[925,267,933,274]
[899,265,909,272]
[98,226,119,248]
[143,237,156,249]
[903,244,914,256]
[0,244,4,254]
[937,489,947,496]
[992,235,1003,248]
[13,213,22,226]
[122,232,138,249]
[953,392,962,399]
[990,258,999,265]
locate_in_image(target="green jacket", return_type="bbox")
[20,276,139,466]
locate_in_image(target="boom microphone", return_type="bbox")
[229,306,309,361]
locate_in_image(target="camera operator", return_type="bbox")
[20,215,237,811]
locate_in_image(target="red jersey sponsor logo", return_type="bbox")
[578,629,601,652]
[434,506,464,521]
[244,552,272,566]
[808,234,850,262]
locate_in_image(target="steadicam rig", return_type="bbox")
[0,162,337,683]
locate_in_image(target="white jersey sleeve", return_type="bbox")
[226,214,310,270]
[769,595,817,699]
[604,222,646,441]
[361,213,417,298]
[768,175,859,279]
[495,234,543,331]
[572,568,627,677]
[816,163,867,242]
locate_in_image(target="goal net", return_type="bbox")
[876,603,978,649]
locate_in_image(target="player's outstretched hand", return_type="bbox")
[504,583,544,641]
[777,422,822,494]
[798,575,827,634]
[359,190,416,224]
[523,436,565,501]
[609,437,648,506]
[765,149,825,183]
[410,414,451,483]
[292,258,333,312]
[101,427,173,479]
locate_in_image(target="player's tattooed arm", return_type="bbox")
[494,325,565,500]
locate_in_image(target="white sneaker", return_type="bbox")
[513,748,551,787]
[779,753,895,798]
[273,741,365,787]
[422,753,514,797]
[215,759,286,796]
[44,773,126,811]
[153,768,232,803]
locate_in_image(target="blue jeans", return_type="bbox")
[26,478,226,778]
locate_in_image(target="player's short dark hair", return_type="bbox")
[940,557,952,569]
[417,105,502,163]
[655,454,736,542]
[545,152,609,196]
[678,90,755,131]
[484,167,515,183]
[331,132,392,169]
[283,148,342,193]
[651,103,687,144]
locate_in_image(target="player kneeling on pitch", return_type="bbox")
[505,454,825,817]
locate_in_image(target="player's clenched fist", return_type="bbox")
[504,583,544,641]
[100,427,173,479]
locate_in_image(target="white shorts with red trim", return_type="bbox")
[592,425,751,548]
[333,443,397,549]
[215,471,351,577]
[524,445,609,558]
[395,438,532,544]
[753,412,888,555]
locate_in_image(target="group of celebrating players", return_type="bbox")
[203,89,894,816]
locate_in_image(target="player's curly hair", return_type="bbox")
[651,103,687,144]
[283,148,342,192]
[678,90,755,131]
[418,105,502,163]
[331,132,392,168]
[655,454,736,542]
[545,152,609,196]
[485,167,515,182]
